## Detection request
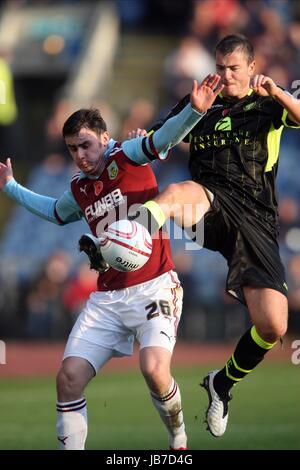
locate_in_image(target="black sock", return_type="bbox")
[214,326,277,396]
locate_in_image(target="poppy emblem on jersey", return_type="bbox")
[215,116,232,131]
[94,181,103,196]
[107,160,119,180]
[222,108,230,117]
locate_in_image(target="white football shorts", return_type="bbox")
[63,270,183,372]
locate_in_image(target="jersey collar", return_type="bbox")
[218,88,254,101]
[103,138,117,161]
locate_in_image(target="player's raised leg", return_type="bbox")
[128,180,211,234]
[140,347,187,450]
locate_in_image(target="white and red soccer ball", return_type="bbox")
[100,220,152,272]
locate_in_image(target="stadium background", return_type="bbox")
[0,0,299,450]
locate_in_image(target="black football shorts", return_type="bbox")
[192,193,288,305]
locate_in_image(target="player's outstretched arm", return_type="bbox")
[126,76,223,140]
[0,158,82,225]
[122,75,223,164]
[151,74,223,154]
[0,158,13,191]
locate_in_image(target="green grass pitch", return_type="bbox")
[0,363,299,450]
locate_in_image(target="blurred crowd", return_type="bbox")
[1,0,300,340]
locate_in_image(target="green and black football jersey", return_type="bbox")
[156,90,299,231]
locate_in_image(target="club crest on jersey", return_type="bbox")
[215,116,232,131]
[94,181,103,196]
[107,160,119,180]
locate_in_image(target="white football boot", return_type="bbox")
[201,370,232,437]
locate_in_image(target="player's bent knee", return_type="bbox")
[271,315,288,338]
[166,181,194,198]
[256,319,288,342]
[162,181,209,214]
[274,321,288,338]
[141,363,171,395]
[163,183,183,205]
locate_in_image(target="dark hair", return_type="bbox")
[62,108,107,138]
[215,34,254,63]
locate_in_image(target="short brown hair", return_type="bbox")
[62,108,107,138]
[215,34,254,63]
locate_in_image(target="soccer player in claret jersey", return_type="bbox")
[0,75,223,450]
[128,34,300,438]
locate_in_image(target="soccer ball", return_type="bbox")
[100,220,152,272]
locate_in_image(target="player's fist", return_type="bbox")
[0,157,14,190]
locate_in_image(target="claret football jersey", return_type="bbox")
[68,143,174,290]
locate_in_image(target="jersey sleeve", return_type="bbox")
[121,101,205,164]
[281,109,300,128]
[3,178,60,224]
[54,189,83,224]
[3,178,83,225]
[271,91,300,129]
[149,94,190,140]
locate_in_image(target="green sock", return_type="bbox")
[214,326,277,395]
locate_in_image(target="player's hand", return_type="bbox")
[251,75,279,97]
[127,128,147,139]
[0,157,14,190]
[190,75,224,113]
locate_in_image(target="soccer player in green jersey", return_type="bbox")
[129,34,300,437]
